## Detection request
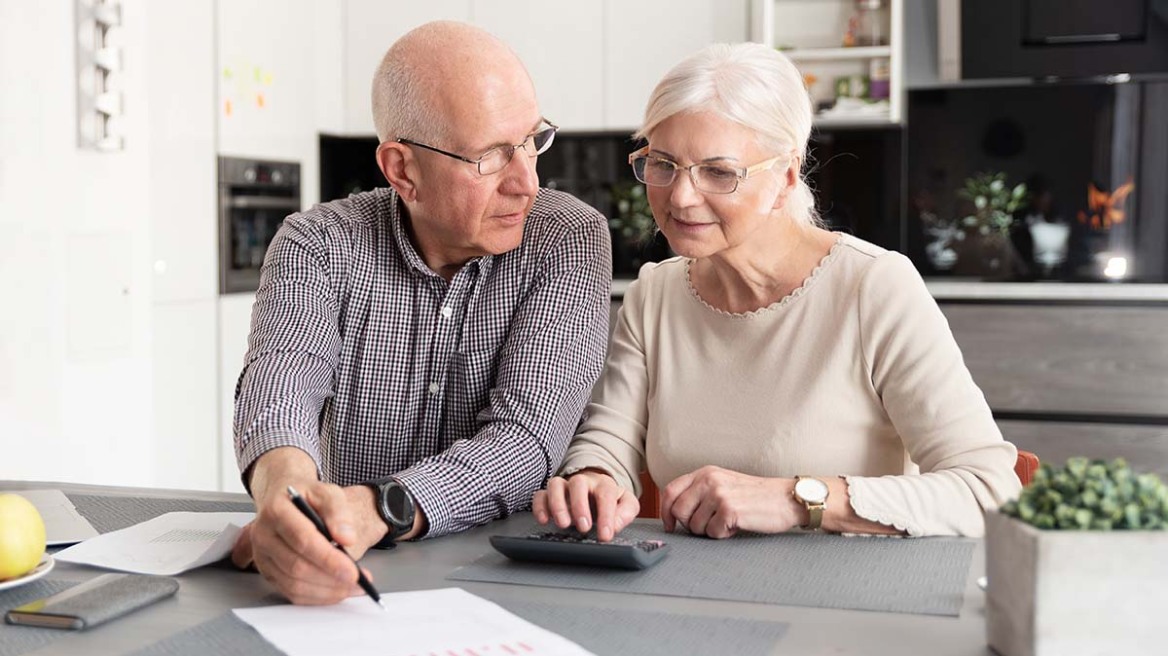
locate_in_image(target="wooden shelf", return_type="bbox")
[781,45,892,62]
[812,113,895,128]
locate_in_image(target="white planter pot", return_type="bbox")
[985,510,1168,656]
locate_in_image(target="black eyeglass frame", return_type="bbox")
[396,118,559,176]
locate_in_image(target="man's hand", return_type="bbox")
[532,469,640,542]
[230,448,388,605]
[660,466,803,539]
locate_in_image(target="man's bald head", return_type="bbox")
[371,21,535,146]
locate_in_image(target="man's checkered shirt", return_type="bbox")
[233,187,612,537]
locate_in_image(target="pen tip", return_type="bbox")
[379,600,388,612]
[286,485,297,497]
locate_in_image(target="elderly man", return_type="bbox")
[229,21,612,605]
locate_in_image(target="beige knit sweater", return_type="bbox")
[558,234,1021,537]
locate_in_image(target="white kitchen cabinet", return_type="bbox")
[217,0,332,207]
[339,0,746,134]
[343,0,473,136]
[472,1,605,131]
[146,0,216,304]
[605,0,750,131]
[152,300,219,491]
[218,293,257,492]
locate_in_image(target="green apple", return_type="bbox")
[0,494,46,581]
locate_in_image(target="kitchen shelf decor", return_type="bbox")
[750,0,904,127]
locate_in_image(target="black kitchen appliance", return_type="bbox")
[942,0,1168,80]
[218,156,302,294]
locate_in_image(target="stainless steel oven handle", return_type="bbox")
[228,196,302,210]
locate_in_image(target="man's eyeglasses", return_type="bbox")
[628,146,786,195]
[397,119,558,176]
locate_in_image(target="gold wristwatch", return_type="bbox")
[793,476,830,530]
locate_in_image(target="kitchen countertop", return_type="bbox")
[610,278,1168,303]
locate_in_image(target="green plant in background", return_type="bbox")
[609,181,656,244]
[1001,457,1168,530]
[957,171,1028,237]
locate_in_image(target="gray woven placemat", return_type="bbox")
[0,579,84,656]
[492,598,788,656]
[128,612,277,656]
[66,495,255,534]
[448,522,975,616]
[129,594,788,656]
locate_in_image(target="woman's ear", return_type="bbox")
[772,156,800,210]
[376,142,418,202]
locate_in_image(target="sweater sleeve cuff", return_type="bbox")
[558,455,639,497]
[842,475,925,537]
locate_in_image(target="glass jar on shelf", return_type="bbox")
[843,0,888,47]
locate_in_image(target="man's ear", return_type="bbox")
[772,156,800,210]
[377,142,418,202]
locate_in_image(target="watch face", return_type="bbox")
[795,477,829,504]
[384,483,414,527]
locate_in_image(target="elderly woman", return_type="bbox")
[532,42,1021,541]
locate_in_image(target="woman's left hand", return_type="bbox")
[660,466,803,538]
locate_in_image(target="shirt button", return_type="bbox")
[428,382,440,394]
[440,307,453,319]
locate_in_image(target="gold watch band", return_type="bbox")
[803,501,825,530]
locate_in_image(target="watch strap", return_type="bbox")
[803,501,825,531]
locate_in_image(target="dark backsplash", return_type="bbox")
[321,80,1167,283]
[907,79,1168,282]
[320,129,904,277]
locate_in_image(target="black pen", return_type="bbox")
[286,485,386,611]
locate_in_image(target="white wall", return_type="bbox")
[0,0,217,488]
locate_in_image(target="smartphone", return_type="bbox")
[5,573,179,630]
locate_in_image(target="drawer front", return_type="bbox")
[941,304,1168,417]
[999,420,1168,481]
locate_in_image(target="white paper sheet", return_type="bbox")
[54,511,254,575]
[11,489,100,546]
[234,587,595,656]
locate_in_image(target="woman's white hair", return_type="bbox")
[635,42,820,225]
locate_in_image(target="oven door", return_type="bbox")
[219,194,301,293]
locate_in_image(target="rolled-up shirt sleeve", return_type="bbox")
[395,217,612,537]
[234,214,344,488]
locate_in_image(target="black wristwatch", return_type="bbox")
[365,477,416,549]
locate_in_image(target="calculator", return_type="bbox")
[489,531,670,570]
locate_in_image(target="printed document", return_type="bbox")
[234,587,595,656]
[55,511,254,575]
[11,489,99,546]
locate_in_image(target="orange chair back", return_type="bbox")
[637,470,661,519]
[636,450,1040,520]
[1014,450,1040,486]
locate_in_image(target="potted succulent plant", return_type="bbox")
[985,458,1168,656]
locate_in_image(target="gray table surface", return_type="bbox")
[1,481,995,656]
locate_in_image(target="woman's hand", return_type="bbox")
[660,466,804,539]
[532,469,640,542]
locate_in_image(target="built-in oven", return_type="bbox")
[218,156,301,294]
